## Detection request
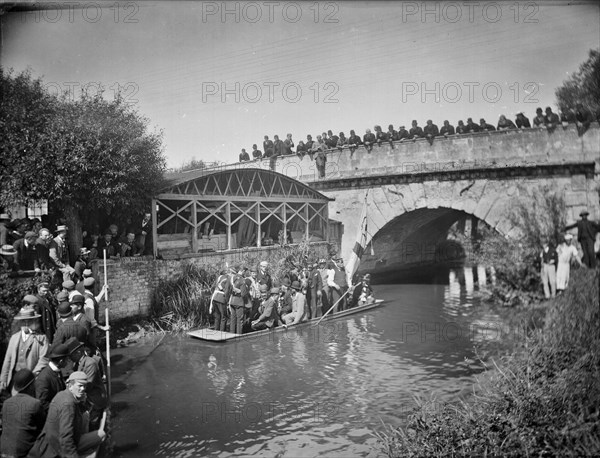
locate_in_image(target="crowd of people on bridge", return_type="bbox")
[210,257,374,335]
[238,104,597,178]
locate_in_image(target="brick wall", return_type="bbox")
[92,243,330,320]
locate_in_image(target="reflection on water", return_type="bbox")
[112,265,509,457]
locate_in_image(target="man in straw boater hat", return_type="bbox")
[0,243,17,272]
[31,371,106,458]
[0,307,49,392]
[564,209,600,268]
[0,368,44,458]
[35,343,70,416]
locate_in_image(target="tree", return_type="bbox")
[555,48,600,117]
[0,69,167,259]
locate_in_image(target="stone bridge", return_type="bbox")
[202,125,599,275]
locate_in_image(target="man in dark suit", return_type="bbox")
[564,210,600,268]
[53,300,93,349]
[35,282,57,343]
[544,106,560,133]
[31,371,106,458]
[251,144,262,159]
[363,128,376,152]
[307,263,322,319]
[1,369,45,458]
[409,120,424,139]
[251,287,279,330]
[35,343,69,415]
[13,231,39,272]
[423,119,439,144]
[440,120,455,137]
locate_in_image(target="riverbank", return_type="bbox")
[376,268,600,457]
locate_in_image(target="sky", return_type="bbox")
[1,1,599,168]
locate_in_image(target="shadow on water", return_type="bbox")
[373,261,470,285]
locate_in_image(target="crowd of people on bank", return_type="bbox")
[238,104,597,177]
[0,214,153,284]
[0,277,110,456]
[539,210,600,299]
[210,257,375,334]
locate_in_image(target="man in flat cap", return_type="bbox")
[68,338,107,428]
[32,371,106,458]
[1,368,44,458]
[0,307,48,392]
[564,210,600,268]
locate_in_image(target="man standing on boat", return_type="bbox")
[282,281,307,326]
[328,257,348,313]
[318,259,330,314]
[307,263,322,319]
[228,266,248,334]
[256,261,272,290]
[210,269,231,332]
[251,287,279,331]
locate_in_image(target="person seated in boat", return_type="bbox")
[279,278,293,315]
[282,281,307,326]
[351,274,375,308]
[251,287,280,331]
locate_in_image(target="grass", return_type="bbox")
[374,268,600,457]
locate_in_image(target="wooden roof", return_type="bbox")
[159,168,332,202]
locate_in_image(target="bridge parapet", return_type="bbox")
[202,124,599,185]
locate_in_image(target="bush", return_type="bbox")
[374,269,600,457]
[474,184,567,305]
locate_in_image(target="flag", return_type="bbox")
[346,190,371,285]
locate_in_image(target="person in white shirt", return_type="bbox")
[556,233,582,292]
[282,281,307,326]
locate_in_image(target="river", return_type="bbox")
[111,265,512,457]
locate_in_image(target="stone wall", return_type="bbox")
[91,242,330,320]
[197,124,600,184]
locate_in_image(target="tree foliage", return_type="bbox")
[555,48,600,116]
[0,68,167,252]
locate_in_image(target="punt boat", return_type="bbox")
[187,299,385,342]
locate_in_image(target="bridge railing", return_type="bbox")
[196,123,599,184]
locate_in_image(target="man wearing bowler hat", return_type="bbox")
[328,257,349,313]
[1,368,44,457]
[53,297,94,349]
[564,210,600,268]
[35,343,69,415]
[0,307,48,392]
[32,371,106,457]
[34,282,57,343]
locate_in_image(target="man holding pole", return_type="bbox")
[327,257,348,313]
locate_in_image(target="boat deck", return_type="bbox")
[188,299,384,342]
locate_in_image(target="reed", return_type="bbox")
[150,263,218,332]
[374,269,600,457]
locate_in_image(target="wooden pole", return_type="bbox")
[103,251,111,402]
[312,288,350,327]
